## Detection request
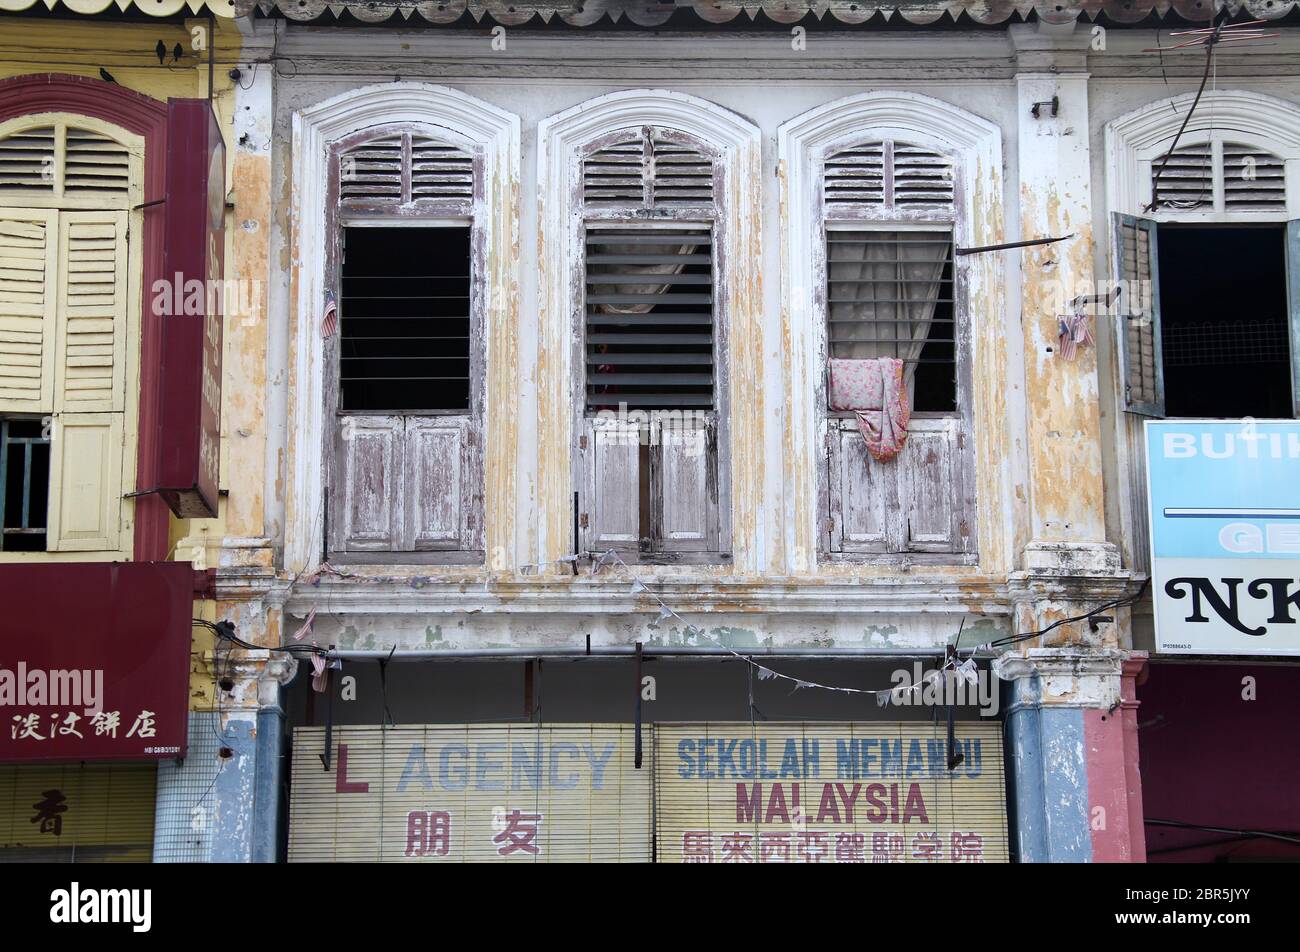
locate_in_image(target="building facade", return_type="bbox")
[0,2,263,861]
[3,0,1298,862]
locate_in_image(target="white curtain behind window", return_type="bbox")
[827,229,950,402]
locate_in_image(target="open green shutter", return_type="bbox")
[1112,212,1165,417]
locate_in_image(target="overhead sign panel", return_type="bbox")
[1146,419,1300,655]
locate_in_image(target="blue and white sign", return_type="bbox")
[1145,420,1300,656]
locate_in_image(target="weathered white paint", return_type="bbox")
[535,90,762,575]
[221,23,1300,661]
[777,90,1006,576]
[283,81,520,574]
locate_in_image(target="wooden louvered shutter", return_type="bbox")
[1113,213,1164,417]
[47,209,128,552]
[0,209,57,412]
[55,211,127,413]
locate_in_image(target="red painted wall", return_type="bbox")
[1138,662,1300,862]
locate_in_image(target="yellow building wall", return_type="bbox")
[0,13,244,713]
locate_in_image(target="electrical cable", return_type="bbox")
[1145,817,1300,847]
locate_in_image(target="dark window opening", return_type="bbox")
[339,225,472,413]
[1,418,49,552]
[584,227,715,413]
[1157,225,1292,419]
[826,229,956,413]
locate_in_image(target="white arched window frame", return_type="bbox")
[0,112,143,559]
[536,91,762,568]
[1104,90,1300,572]
[779,93,1004,567]
[285,83,520,573]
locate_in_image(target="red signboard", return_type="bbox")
[0,562,194,762]
[156,99,226,518]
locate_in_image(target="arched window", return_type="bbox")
[0,114,141,556]
[781,93,999,564]
[539,92,761,565]
[1106,91,1300,422]
[286,84,520,570]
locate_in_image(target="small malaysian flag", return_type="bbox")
[321,290,338,339]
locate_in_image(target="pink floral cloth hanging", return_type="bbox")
[828,357,911,461]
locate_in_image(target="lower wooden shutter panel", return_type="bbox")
[47,411,123,552]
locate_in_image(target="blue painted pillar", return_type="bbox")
[252,694,286,863]
[1004,694,1092,862]
[996,646,1137,863]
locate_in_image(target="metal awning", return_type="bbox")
[234,0,1296,28]
[0,0,233,15]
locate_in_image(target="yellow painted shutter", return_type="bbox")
[0,208,57,413]
[46,210,129,552]
[54,210,127,413]
[47,411,124,551]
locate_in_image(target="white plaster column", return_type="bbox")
[1011,23,1119,580]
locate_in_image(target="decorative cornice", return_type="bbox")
[0,0,232,14]
[234,0,1297,29]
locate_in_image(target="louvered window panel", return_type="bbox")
[340,131,473,206]
[58,213,126,411]
[0,126,55,193]
[823,141,953,210]
[410,134,474,201]
[1223,144,1286,210]
[340,134,404,202]
[583,128,714,209]
[893,145,955,206]
[584,227,714,412]
[0,214,51,410]
[1152,143,1213,208]
[823,143,885,206]
[63,128,130,195]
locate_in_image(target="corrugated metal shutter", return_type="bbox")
[655,722,1008,863]
[0,762,156,862]
[288,724,651,862]
[1112,213,1164,416]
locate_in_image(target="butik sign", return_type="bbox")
[0,562,194,762]
[1146,420,1300,656]
[156,99,226,519]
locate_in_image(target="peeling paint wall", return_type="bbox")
[225,24,1300,659]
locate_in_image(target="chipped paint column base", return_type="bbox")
[208,652,296,863]
[996,647,1147,863]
